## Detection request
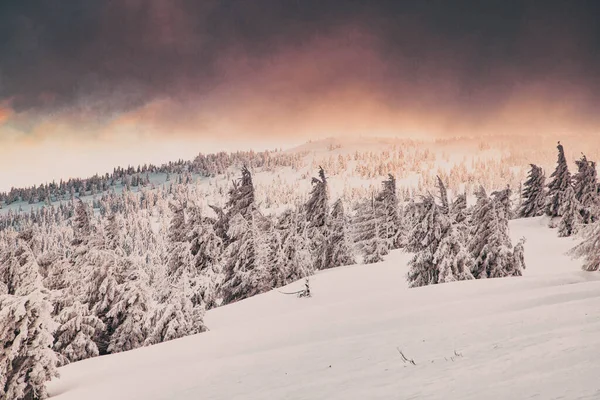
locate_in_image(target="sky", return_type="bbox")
[1,0,600,190]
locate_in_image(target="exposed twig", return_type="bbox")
[396,347,416,365]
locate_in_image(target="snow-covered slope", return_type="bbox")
[48,217,600,400]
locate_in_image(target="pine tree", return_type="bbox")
[106,261,152,354]
[145,274,205,346]
[0,240,59,400]
[450,193,468,225]
[519,164,546,218]
[188,210,223,310]
[558,186,582,237]
[468,189,525,279]
[305,167,330,270]
[325,199,355,268]
[546,142,571,218]
[435,223,475,284]
[569,221,600,271]
[222,166,255,242]
[220,212,270,304]
[271,210,313,286]
[436,175,450,214]
[406,196,441,287]
[375,174,401,248]
[72,198,91,246]
[573,154,599,224]
[53,301,105,365]
[353,195,388,264]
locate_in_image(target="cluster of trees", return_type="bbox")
[518,142,600,237]
[0,165,357,399]
[405,179,526,288]
[0,149,305,207]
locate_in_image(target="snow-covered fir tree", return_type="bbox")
[406,195,474,287]
[324,199,355,268]
[573,154,599,224]
[374,174,401,249]
[270,210,313,286]
[304,167,330,270]
[558,186,582,238]
[468,188,526,279]
[435,222,475,284]
[220,211,270,304]
[450,192,468,224]
[0,239,59,400]
[546,142,571,218]
[519,164,546,218]
[106,260,153,354]
[436,175,450,214]
[145,272,205,346]
[353,195,389,264]
[53,301,105,366]
[569,220,600,271]
[187,206,223,309]
[72,198,91,246]
[222,166,255,243]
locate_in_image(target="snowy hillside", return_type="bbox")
[0,136,527,222]
[47,217,600,400]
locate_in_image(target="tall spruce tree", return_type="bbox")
[436,176,450,214]
[558,186,582,237]
[469,188,526,279]
[375,174,401,249]
[519,164,546,218]
[305,167,330,270]
[569,220,600,271]
[353,195,389,264]
[271,210,313,286]
[406,195,474,287]
[220,211,270,304]
[0,240,59,400]
[546,142,571,218]
[573,154,599,224]
[325,199,355,268]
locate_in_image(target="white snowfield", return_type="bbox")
[48,217,600,400]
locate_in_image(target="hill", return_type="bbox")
[46,217,600,400]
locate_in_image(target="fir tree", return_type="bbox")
[106,261,152,354]
[450,193,468,225]
[546,142,571,218]
[0,240,58,400]
[436,175,450,214]
[435,223,475,284]
[72,198,91,246]
[271,210,313,286]
[558,186,582,237]
[375,174,401,248]
[406,196,441,287]
[305,167,330,270]
[145,274,205,346]
[406,195,475,287]
[469,189,525,279]
[519,164,546,218]
[569,221,600,271]
[53,301,105,366]
[324,199,355,268]
[573,154,599,224]
[222,166,255,242]
[353,195,388,264]
[220,212,270,304]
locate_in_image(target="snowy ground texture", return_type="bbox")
[48,216,600,400]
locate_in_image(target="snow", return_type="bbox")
[47,216,600,400]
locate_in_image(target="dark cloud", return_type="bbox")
[1,0,600,133]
